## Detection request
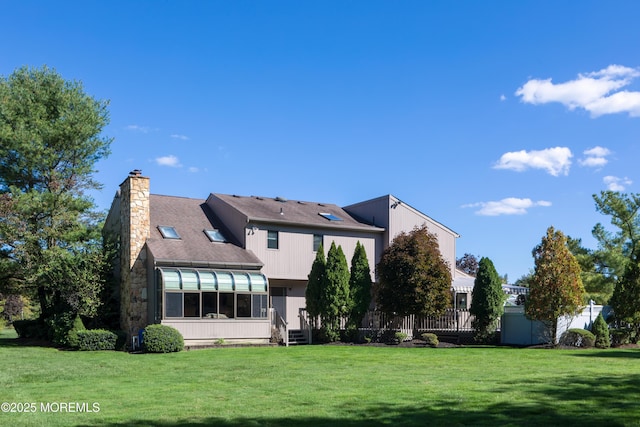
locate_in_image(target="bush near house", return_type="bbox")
[559,329,595,348]
[75,329,118,351]
[142,324,184,353]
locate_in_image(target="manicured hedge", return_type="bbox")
[559,328,595,348]
[142,324,184,353]
[76,329,118,351]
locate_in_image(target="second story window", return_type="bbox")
[267,230,279,249]
[313,234,323,252]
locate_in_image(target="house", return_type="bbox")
[104,171,464,346]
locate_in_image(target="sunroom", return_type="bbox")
[156,268,271,344]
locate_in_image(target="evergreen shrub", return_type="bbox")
[76,329,118,351]
[421,332,439,348]
[591,313,610,349]
[559,329,595,348]
[67,315,86,348]
[143,324,184,353]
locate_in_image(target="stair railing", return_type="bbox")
[299,308,312,345]
[270,308,288,347]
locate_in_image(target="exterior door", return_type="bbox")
[270,287,287,322]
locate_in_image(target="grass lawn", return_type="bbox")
[1,328,639,426]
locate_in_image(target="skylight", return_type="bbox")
[158,226,180,239]
[204,229,226,243]
[319,212,343,221]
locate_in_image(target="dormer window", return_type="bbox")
[204,229,226,243]
[158,226,180,239]
[319,212,342,221]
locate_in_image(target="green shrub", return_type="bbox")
[421,332,439,348]
[67,315,87,349]
[559,328,595,348]
[142,324,184,353]
[76,329,118,351]
[12,319,46,339]
[45,312,76,346]
[610,328,632,347]
[591,313,610,349]
[381,330,408,344]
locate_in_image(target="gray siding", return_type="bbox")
[246,224,378,281]
[345,195,459,276]
[205,194,249,246]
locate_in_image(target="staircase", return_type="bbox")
[288,329,309,345]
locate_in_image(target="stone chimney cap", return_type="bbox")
[129,169,142,177]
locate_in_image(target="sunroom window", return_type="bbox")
[159,269,269,320]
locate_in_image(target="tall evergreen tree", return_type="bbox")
[348,241,372,331]
[469,257,504,343]
[305,244,325,329]
[525,226,585,344]
[609,250,640,341]
[0,66,111,321]
[321,242,350,342]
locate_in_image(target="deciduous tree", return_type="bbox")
[525,226,585,345]
[456,253,480,276]
[469,257,504,343]
[376,225,451,320]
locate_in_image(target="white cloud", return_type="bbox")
[155,155,182,168]
[515,65,640,117]
[188,167,199,173]
[126,124,152,133]
[171,134,189,141]
[500,94,506,101]
[493,147,572,176]
[603,176,632,191]
[462,198,552,216]
[579,146,611,168]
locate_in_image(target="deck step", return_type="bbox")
[288,329,309,345]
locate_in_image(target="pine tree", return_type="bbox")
[0,66,112,322]
[470,257,504,344]
[305,244,325,329]
[321,242,350,342]
[592,312,610,349]
[348,242,372,332]
[609,251,640,341]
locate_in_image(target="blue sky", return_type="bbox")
[2,1,639,282]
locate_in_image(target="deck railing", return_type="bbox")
[300,308,492,339]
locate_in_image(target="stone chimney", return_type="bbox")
[119,169,150,341]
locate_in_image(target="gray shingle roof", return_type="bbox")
[146,195,263,269]
[211,193,384,232]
